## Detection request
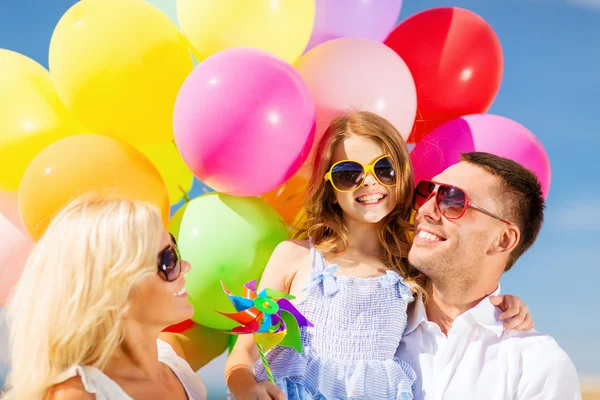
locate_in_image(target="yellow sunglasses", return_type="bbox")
[324,155,397,192]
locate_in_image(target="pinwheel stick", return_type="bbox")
[256,343,275,384]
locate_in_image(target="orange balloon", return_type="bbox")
[18,134,170,240]
[260,173,308,226]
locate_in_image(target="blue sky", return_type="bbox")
[1,0,598,393]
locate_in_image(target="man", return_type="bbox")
[398,152,581,399]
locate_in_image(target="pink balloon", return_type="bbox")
[0,190,24,233]
[410,114,551,199]
[295,38,416,167]
[0,212,33,306]
[173,48,315,197]
[306,0,403,52]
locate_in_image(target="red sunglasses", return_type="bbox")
[413,180,513,224]
[157,233,182,282]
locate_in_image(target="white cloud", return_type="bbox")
[566,0,600,10]
[551,199,600,230]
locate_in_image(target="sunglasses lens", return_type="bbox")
[437,185,467,219]
[374,156,396,186]
[159,247,181,282]
[414,181,435,210]
[330,161,364,191]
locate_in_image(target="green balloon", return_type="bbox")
[170,193,288,330]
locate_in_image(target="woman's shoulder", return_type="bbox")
[45,376,95,400]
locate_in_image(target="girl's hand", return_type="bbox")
[238,381,286,400]
[489,295,534,331]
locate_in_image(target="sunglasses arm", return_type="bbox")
[468,202,513,225]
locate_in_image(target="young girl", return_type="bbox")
[225,111,533,400]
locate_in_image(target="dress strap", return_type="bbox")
[308,237,326,273]
[305,238,338,296]
[157,339,207,399]
[54,365,131,399]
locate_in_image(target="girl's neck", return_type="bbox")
[344,218,383,256]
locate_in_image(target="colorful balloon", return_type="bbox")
[0,190,24,233]
[410,114,551,199]
[162,323,230,362]
[0,213,33,306]
[260,173,308,226]
[295,37,417,170]
[169,193,288,330]
[146,0,179,27]
[177,0,314,63]
[19,134,170,240]
[0,50,85,192]
[49,0,193,145]
[163,319,195,333]
[138,141,194,205]
[174,48,315,197]
[385,7,503,143]
[306,0,403,51]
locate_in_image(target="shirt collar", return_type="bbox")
[404,285,504,337]
[466,285,504,337]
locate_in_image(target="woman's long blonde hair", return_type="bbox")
[294,111,427,292]
[3,195,164,400]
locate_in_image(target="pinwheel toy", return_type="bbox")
[218,280,313,383]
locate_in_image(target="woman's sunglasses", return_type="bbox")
[157,233,182,282]
[413,180,513,224]
[324,155,397,192]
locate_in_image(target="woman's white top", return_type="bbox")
[54,339,207,399]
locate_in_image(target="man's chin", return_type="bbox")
[408,249,440,273]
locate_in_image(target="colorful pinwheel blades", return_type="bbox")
[218,280,313,353]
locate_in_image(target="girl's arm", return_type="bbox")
[489,295,534,330]
[225,240,307,400]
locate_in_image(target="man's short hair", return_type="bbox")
[460,152,545,271]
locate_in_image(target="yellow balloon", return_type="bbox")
[49,0,193,145]
[138,141,194,205]
[0,49,85,192]
[177,0,315,64]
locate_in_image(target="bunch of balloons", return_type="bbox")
[0,0,551,331]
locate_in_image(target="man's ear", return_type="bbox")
[494,224,520,254]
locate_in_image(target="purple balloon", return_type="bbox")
[410,114,551,199]
[305,0,403,52]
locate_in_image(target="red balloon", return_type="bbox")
[385,7,503,143]
[163,319,196,333]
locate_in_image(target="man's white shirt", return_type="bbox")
[396,287,582,399]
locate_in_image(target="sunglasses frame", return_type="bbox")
[324,154,397,192]
[157,233,182,282]
[414,180,514,225]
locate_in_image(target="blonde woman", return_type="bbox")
[3,196,227,399]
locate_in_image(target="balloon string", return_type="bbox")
[178,184,191,203]
[256,342,275,384]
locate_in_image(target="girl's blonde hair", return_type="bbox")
[3,195,164,400]
[294,111,428,293]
